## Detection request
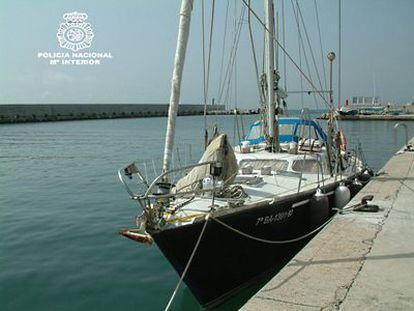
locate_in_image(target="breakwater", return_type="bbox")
[0,104,225,124]
[340,114,414,121]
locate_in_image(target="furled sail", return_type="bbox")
[162,0,194,176]
[175,134,238,191]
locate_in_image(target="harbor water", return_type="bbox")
[1,114,413,310]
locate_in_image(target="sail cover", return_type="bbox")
[175,134,238,191]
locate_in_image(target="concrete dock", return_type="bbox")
[243,139,414,310]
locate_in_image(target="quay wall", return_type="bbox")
[337,114,414,121]
[319,113,414,121]
[0,104,225,124]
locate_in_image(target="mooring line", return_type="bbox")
[165,213,210,311]
[210,214,334,244]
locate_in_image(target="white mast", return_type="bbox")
[265,0,279,151]
[372,71,376,105]
[162,0,194,175]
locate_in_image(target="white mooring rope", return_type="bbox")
[165,212,334,309]
[210,214,334,244]
[165,213,211,311]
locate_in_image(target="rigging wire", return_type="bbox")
[205,0,216,104]
[247,0,265,105]
[294,1,319,110]
[234,0,238,109]
[292,0,318,110]
[295,3,304,108]
[275,11,279,72]
[234,37,240,143]
[281,0,287,93]
[314,0,328,92]
[338,0,342,109]
[223,2,237,107]
[296,1,325,105]
[220,7,244,105]
[232,1,243,144]
[240,0,331,109]
[234,47,245,141]
[218,6,245,105]
[202,0,216,149]
[217,1,230,109]
[201,0,207,129]
[262,23,265,75]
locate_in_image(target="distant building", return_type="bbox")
[345,97,414,115]
[351,96,382,106]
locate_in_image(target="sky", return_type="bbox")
[0,0,413,109]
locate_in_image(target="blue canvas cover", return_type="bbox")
[244,118,327,145]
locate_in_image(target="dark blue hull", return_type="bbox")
[149,178,361,307]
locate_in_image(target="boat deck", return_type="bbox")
[168,172,352,228]
[167,172,331,224]
[165,147,361,226]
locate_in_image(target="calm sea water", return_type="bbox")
[1,114,413,311]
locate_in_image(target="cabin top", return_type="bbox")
[244,118,327,145]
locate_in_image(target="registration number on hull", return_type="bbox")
[255,209,293,226]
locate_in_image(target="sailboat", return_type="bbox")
[339,100,358,116]
[118,0,371,308]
